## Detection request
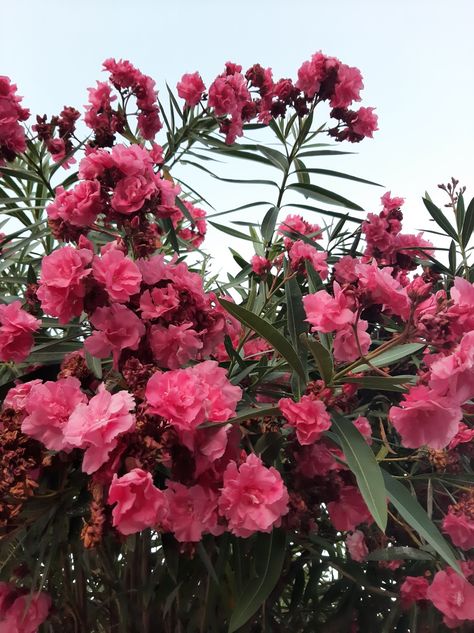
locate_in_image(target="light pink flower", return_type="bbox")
[429,331,474,404]
[327,485,373,531]
[426,568,474,623]
[0,76,29,161]
[389,385,463,449]
[218,453,289,537]
[85,304,145,368]
[149,322,203,369]
[303,282,354,333]
[0,301,40,363]
[22,377,87,451]
[139,285,179,319]
[3,380,42,413]
[346,530,368,562]
[278,395,331,445]
[111,174,156,214]
[37,246,92,323]
[333,320,371,363]
[288,240,328,279]
[164,482,222,542]
[46,180,102,227]
[356,262,410,319]
[353,416,372,444]
[64,385,135,474]
[442,511,474,550]
[92,249,142,302]
[177,72,206,107]
[108,468,169,535]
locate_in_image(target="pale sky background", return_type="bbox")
[2,0,474,274]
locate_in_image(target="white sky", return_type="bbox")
[2,0,474,274]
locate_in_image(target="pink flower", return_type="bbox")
[333,320,371,363]
[108,468,169,535]
[288,240,328,279]
[92,249,142,302]
[426,568,474,623]
[218,453,289,537]
[164,482,221,542]
[334,255,358,283]
[303,282,354,333]
[449,277,474,335]
[111,174,156,214]
[351,107,378,138]
[356,262,410,319]
[346,530,368,562]
[327,485,373,531]
[139,285,179,319]
[389,385,463,449]
[442,511,474,550]
[296,441,344,477]
[353,416,372,444]
[79,147,114,179]
[381,191,405,212]
[64,385,135,474]
[278,214,321,249]
[146,360,241,432]
[0,76,29,162]
[22,377,87,451]
[149,322,203,369]
[331,64,363,108]
[0,586,51,633]
[429,331,474,404]
[295,52,328,98]
[177,72,206,107]
[251,255,271,276]
[3,380,42,412]
[85,304,145,368]
[47,181,102,227]
[400,576,429,609]
[278,395,331,445]
[37,246,92,323]
[0,301,40,363]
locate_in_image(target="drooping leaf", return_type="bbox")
[367,546,435,562]
[461,196,474,247]
[287,183,364,211]
[261,206,280,244]
[354,343,425,372]
[301,334,333,384]
[423,198,459,242]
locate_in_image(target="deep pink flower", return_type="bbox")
[149,322,203,369]
[47,181,102,227]
[278,214,321,249]
[78,147,115,179]
[278,395,331,445]
[346,530,368,562]
[251,255,271,276]
[108,468,169,535]
[303,282,354,333]
[177,72,206,107]
[22,377,87,451]
[296,441,344,478]
[334,255,358,283]
[389,384,463,449]
[429,331,474,404]
[164,482,222,542]
[92,249,142,302]
[400,576,429,609]
[426,568,474,623]
[37,246,92,323]
[331,64,363,108]
[0,586,51,633]
[85,304,145,368]
[139,285,179,320]
[0,76,29,162]
[353,416,373,444]
[295,52,329,98]
[288,240,328,278]
[356,262,410,319]
[442,510,474,550]
[327,485,373,531]
[351,107,378,138]
[111,174,156,214]
[333,320,370,363]
[64,385,135,473]
[218,453,289,537]
[381,191,405,212]
[0,301,40,363]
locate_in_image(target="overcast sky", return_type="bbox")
[2,0,473,273]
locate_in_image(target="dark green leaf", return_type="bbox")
[208,221,256,242]
[423,198,459,242]
[355,343,425,372]
[367,546,435,561]
[301,335,333,384]
[456,193,465,231]
[293,167,382,187]
[261,206,280,244]
[287,183,364,211]
[461,197,474,247]
[259,146,288,171]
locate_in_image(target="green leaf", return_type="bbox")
[367,546,435,562]
[340,375,413,392]
[219,299,306,380]
[293,167,382,187]
[461,196,474,247]
[208,220,256,242]
[261,206,280,244]
[355,343,425,372]
[301,335,333,384]
[456,193,465,231]
[287,203,363,224]
[293,158,310,186]
[258,146,288,171]
[287,183,364,211]
[422,198,459,242]
[85,350,102,379]
[0,166,44,185]
[228,529,287,633]
[330,412,387,531]
[382,471,460,573]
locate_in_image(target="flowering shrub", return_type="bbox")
[0,53,473,633]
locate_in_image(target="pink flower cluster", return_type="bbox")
[0,582,50,633]
[0,76,29,163]
[0,301,40,363]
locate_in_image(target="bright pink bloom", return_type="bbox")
[218,453,289,537]
[177,72,206,107]
[393,232,433,258]
[449,277,474,335]
[333,320,370,363]
[139,285,179,319]
[146,360,241,431]
[331,64,363,108]
[47,180,102,227]
[426,568,474,623]
[303,282,354,333]
[356,262,410,319]
[353,416,372,444]
[389,385,463,449]
[0,76,29,162]
[108,468,169,535]
[149,322,203,369]
[0,301,40,363]
[295,52,329,98]
[3,380,42,413]
[381,191,404,212]
[85,304,145,368]
[0,586,51,633]
[327,485,373,531]
[346,530,368,562]
[351,107,378,138]
[278,214,321,249]
[164,482,222,542]
[37,246,92,323]
[111,174,156,214]
[22,377,87,451]
[334,255,358,283]
[64,385,135,474]
[400,576,429,609]
[429,331,474,404]
[288,240,328,279]
[442,510,474,550]
[278,395,331,445]
[92,249,142,302]
[78,147,115,179]
[251,255,271,276]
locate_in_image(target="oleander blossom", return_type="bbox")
[426,568,474,624]
[46,181,102,227]
[0,76,29,163]
[0,583,51,633]
[92,248,142,302]
[177,72,206,107]
[278,395,331,445]
[108,468,169,535]
[164,482,222,542]
[327,485,373,532]
[0,301,40,363]
[64,385,135,474]
[400,576,429,609]
[442,510,474,550]
[218,453,289,537]
[303,282,354,333]
[346,530,368,562]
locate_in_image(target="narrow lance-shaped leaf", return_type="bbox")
[354,343,425,372]
[422,197,459,242]
[330,412,388,531]
[301,334,333,384]
[287,182,364,211]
